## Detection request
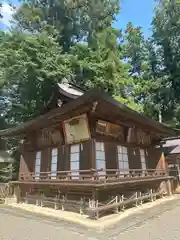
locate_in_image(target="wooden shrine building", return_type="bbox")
[0,83,179,217]
[162,137,180,183]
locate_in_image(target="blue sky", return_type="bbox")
[0,0,156,37]
[115,0,156,38]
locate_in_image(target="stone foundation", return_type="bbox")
[5,196,18,204]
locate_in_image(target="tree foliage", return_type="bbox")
[1,0,180,129]
[149,0,180,125]
[0,30,72,123]
[71,27,133,95]
[0,0,143,126]
[13,0,120,52]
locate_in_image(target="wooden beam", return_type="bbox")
[51,104,92,123]
[94,103,169,137]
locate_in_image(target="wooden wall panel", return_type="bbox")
[80,140,93,170]
[57,146,65,171]
[105,142,118,169]
[19,154,28,175]
[88,139,95,169]
[41,148,50,172]
[28,151,36,172]
[19,151,35,178]
[26,151,35,173]
[127,147,141,169]
[64,145,70,171]
[146,147,163,169]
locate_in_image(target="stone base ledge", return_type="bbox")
[6,195,178,229]
[5,196,18,205]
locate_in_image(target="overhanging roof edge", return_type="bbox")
[0,89,179,137]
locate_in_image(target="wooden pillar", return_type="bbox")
[92,139,96,169]
[96,189,99,201]
[105,142,118,170]
[80,140,92,170]
[92,188,96,201]
[41,148,50,173]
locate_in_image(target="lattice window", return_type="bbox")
[140,149,146,170]
[35,151,41,180]
[70,144,80,179]
[95,142,106,176]
[51,148,58,179]
[117,146,129,174]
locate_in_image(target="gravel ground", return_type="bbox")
[1,196,180,240]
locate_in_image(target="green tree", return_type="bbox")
[123,22,147,76]
[9,0,140,106]
[14,0,120,52]
[149,0,180,125]
[71,27,133,95]
[0,30,72,123]
[121,20,173,121]
[0,0,150,125]
[120,23,150,113]
[12,1,137,102]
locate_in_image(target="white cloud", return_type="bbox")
[0,2,14,26]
